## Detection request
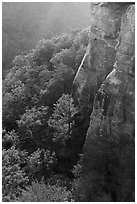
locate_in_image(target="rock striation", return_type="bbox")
[73,2,135,201]
[85,2,135,146]
[73,2,135,149]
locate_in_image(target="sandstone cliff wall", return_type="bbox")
[73,2,135,147]
[73,2,135,201]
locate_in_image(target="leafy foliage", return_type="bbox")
[48,94,78,172]
[3,29,89,131]
[2,28,90,201]
[48,94,77,144]
[2,15,134,202]
[26,149,57,182]
[17,106,51,152]
[2,146,28,201]
[16,180,72,202]
[2,129,18,149]
[2,2,90,76]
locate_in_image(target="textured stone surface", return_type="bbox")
[72,2,135,201]
[72,2,135,150]
[73,3,128,107]
[85,3,135,147]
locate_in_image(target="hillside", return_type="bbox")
[2,2,135,202]
[2,2,90,77]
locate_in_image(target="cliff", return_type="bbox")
[73,2,135,201]
[86,2,135,141]
[73,2,135,151]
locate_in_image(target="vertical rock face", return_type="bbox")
[73,3,130,108]
[73,2,135,201]
[73,2,135,149]
[86,3,135,145]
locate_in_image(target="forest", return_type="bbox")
[2,2,90,78]
[2,2,135,202]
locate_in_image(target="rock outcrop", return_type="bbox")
[73,2,135,201]
[85,2,135,148]
[73,1,135,152]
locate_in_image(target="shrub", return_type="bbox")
[2,129,18,150]
[2,146,28,201]
[26,149,57,182]
[16,180,73,202]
